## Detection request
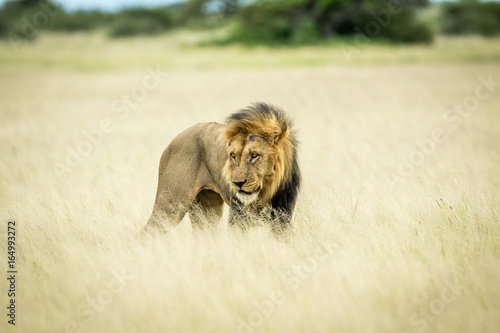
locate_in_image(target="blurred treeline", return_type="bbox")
[1,0,500,45]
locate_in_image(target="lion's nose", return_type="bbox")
[233,180,246,189]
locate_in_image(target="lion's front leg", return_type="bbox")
[228,198,266,230]
[228,198,290,238]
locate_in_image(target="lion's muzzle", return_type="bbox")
[238,186,261,195]
[232,179,261,195]
[232,178,261,205]
[232,180,246,189]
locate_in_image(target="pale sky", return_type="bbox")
[0,0,182,11]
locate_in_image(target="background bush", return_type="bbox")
[225,0,433,45]
[0,0,62,40]
[442,1,500,37]
[47,10,110,32]
[107,8,174,37]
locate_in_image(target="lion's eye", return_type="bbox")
[230,152,236,159]
[251,153,259,159]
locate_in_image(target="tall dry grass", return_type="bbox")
[1,35,500,333]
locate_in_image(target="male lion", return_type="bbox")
[145,103,301,235]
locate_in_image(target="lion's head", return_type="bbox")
[224,103,298,206]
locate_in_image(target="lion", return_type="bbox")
[144,102,301,235]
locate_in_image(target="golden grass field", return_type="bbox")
[1,32,500,333]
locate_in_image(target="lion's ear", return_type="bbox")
[273,123,289,144]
